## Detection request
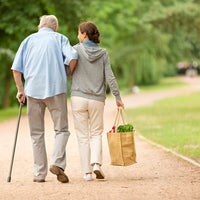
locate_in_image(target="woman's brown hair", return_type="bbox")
[79,21,100,44]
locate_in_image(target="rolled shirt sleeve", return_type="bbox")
[61,36,78,65]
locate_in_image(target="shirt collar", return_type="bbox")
[39,27,54,32]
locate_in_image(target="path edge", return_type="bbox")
[137,134,200,168]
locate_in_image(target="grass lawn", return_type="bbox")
[0,105,27,122]
[119,77,187,95]
[138,76,187,92]
[126,91,200,163]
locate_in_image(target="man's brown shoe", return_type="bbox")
[49,165,69,183]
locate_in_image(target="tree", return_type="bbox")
[0,0,90,108]
[87,0,200,88]
[1,0,200,107]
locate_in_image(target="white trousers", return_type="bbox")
[71,96,104,174]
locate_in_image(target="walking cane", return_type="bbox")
[7,102,24,182]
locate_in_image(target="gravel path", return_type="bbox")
[0,76,200,200]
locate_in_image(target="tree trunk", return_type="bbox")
[3,65,12,108]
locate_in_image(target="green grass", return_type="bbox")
[0,106,27,122]
[126,92,200,162]
[138,77,187,92]
[118,77,187,96]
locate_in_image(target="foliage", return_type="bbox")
[1,0,200,108]
[87,0,200,87]
[0,48,15,108]
[117,124,134,132]
[0,0,90,108]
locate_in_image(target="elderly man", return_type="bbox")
[11,15,77,183]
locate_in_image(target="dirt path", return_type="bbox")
[0,76,200,200]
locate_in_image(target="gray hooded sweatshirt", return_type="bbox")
[71,42,122,103]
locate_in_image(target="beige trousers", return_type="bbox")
[71,96,104,174]
[27,93,70,179]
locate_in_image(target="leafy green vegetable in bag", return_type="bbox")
[117,124,134,132]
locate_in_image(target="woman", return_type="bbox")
[71,21,124,181]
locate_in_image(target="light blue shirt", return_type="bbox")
[11,28,77,99]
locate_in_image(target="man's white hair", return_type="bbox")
[38,15,58,30]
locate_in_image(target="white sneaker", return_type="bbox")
[83,173,93,181]
[93,164,105,179]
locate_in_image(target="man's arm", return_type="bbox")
[12,70,26,103]
[67,59,77,77]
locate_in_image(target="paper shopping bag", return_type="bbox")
[107,109,136,166]
[107,131,136,166]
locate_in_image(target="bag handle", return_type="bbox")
[108,108,127,133]
[114,108,127,127]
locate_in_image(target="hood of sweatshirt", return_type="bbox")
[75,43,106,63]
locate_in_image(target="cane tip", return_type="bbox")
[7,177,11,182]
